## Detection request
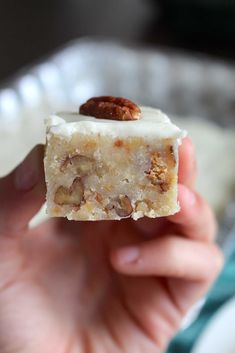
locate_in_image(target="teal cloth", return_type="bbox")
[167,251,235,353]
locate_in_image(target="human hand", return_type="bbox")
[0,139,223,353]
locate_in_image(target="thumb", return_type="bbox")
[0,145,46,235]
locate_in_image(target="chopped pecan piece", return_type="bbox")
[146,152,170,192]
[95,192,103,203]
[54,178,84,207]
[166,145,176,167]
[79,96,141,121]
[60,155,94,176]
[115,195,133,217]
[105,195,133,218]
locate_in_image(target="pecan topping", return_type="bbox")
[79,96,141,121]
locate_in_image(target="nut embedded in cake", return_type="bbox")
[44,96,186,221]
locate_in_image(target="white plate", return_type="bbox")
[192,295,235,353]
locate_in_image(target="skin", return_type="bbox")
[0,138,223,353]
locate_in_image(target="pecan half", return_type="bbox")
[54,178,84,208]
[79,96,141,121]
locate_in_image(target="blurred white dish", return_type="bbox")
[172,117,235,216]
[192,295,235,353]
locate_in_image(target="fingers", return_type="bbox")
[168,184,217,242]
[178,137,197,189]
[111,235,223,281]
[0,145,46,235]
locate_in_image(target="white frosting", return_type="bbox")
[46,106,186,140]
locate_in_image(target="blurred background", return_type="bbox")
[1,0,235,212]
[1,1,235,353]
[1,0,235,81]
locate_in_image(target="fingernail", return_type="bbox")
[116,246,140,264]
[14,147,41,191]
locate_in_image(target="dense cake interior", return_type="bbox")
[45,133,179,220]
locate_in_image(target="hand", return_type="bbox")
[0,139,223,353]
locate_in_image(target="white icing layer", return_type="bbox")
[46,106,186,140]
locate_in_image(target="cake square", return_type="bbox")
[44,97,185,221]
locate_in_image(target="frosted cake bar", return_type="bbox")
[44,96,185,221]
